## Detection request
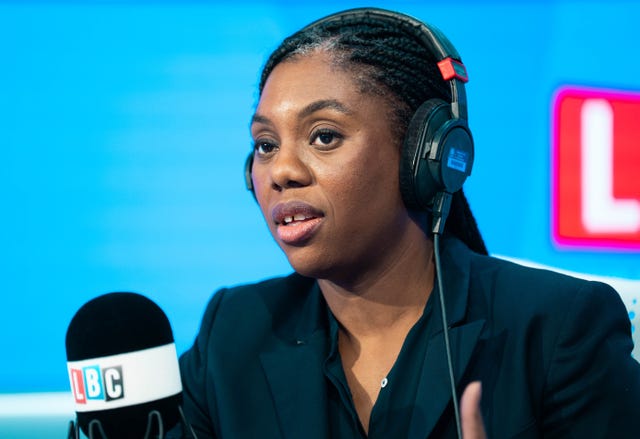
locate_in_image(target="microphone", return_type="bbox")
[65,292,196,438]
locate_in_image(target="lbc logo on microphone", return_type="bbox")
[70,365,125,404]
[552,86,640,249]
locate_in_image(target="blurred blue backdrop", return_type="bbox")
[1,1,639,434]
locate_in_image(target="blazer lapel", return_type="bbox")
[259,282,330,439]
[260,331,329,439]
[407,236,485,439]
[407,319,485,439]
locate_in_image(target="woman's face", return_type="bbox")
[250,51,417,283]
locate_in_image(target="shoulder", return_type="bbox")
[468,251,622,314]
[195,272,316,342]
[207,272,314,312]
[461,249,632,356]
[442,235,612,308]
[441,236,627,329]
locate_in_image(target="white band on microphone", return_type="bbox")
[67,343,182,412]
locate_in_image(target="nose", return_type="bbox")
[268,144,312,192]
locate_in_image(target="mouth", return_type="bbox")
[272,201,323,225]
[272,201,324,245]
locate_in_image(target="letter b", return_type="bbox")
[84,366,104,400]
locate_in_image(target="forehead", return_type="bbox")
[257,52,362,109]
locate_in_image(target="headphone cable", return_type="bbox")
[432,191,462,439]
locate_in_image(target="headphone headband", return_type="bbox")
[299,7,469,120]
[301,8,461,61]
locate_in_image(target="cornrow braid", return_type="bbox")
[449,189,488,255]
[259,16,449,113]
[258,11,488,256]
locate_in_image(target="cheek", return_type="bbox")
[325,146,402,211]
[249,167,273,221]
[250,165,269,198]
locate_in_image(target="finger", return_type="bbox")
[461,381,486,439]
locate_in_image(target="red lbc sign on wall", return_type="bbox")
[552,86,640,249]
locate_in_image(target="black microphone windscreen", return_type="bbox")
[66,292,174,361]
[65,292,182,438]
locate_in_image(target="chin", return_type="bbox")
[287,258,328,279]
[283,248,336,280]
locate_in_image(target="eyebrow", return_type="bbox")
[251,99,352,126]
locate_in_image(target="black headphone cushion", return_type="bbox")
[399,99,449,210]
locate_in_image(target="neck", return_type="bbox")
[318,231,435,337]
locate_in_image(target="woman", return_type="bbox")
[176,8,640,438]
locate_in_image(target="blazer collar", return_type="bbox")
[436,235,474,328]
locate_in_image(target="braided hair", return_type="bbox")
[257,11,488,256]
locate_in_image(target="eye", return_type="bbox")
[253,139,278,157]
[310,128,343,150]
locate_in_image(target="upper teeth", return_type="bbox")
[283,214,308,224]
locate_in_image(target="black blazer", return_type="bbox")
[176,237,640,438]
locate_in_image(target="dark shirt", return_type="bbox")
[323,291,437,438]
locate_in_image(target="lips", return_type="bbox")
[271,201,324,245]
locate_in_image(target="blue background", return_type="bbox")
[1,0,639,399]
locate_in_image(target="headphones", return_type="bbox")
[244,7,474,212]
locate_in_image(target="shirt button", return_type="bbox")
[381,377,388,388]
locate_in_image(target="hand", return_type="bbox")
[460,381,487,439]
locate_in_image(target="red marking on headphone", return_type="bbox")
[437,58,468,83]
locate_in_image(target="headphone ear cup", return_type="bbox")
[428,117,474,195]
[244,153,254,191]
[244,153,257,200]
[399,99,450,210]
